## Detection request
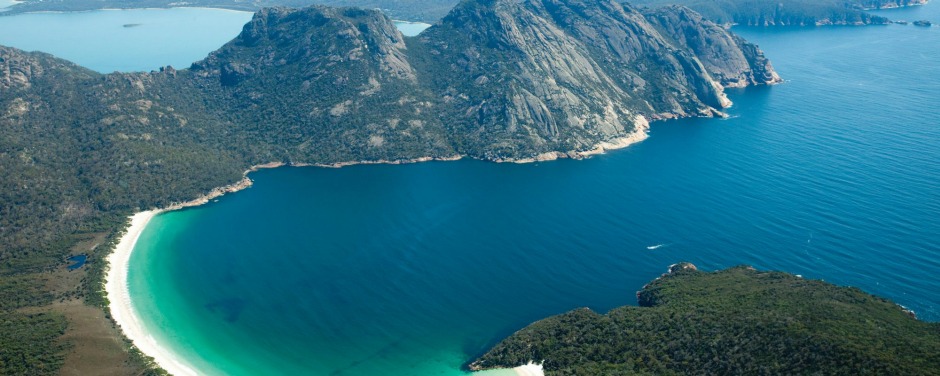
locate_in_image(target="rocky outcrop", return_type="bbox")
[411,0,778,158]
[643,6,781,87]
[193,6,417,83]
[1,0,779,162]
[0,48,42,90]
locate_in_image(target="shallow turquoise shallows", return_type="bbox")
[5,3,939,376]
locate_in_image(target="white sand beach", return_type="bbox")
[105,162,551,376]
[105,210,199,376]
[512,362,545,376]
[475,362,545,376]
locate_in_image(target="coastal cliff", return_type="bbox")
[471,263,940,375]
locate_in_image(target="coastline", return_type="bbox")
[495,115,651,163]
[104,209,200,376]
[103,162,285,376]
[512,362,545,376]
[102,132,649,375]
[475,362,545,376]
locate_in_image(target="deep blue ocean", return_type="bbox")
[2,3,937,375]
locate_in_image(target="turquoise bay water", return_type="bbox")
[128,8,940,375]
[393,21,433,36]
[0,8,253,72]
[0,9,431,72]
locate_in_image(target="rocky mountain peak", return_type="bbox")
[192,5,416,86]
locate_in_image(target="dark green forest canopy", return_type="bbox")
[471,263,940,375]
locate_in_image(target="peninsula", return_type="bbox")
[471,263,940,375]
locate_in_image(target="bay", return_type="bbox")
[129,4,940,375]
[0,8,253,72]
[0,8,433,72]
[393,20,432,36]
[1,2,936,375]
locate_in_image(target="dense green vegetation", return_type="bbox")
[0,312,68,375]
[472,263,940,375]
[631,0,927,26]
[0,1,781,373]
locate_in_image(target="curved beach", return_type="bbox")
[105,210,544,376]
[105,210,199,376]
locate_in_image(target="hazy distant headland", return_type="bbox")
[0,0,929,24]
[0,0,456,22]
[632,0,930,26]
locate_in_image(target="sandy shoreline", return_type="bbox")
[103,162,286,376]
[104,210,201,376]
[476,362,545,376]
[102,129,647,374]
[512,362,545,376]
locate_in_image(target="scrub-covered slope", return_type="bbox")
[471,263,940,375]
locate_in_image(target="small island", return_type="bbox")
[471,263,940,375]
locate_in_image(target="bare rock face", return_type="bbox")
[412,0,778,158]
[0,0,779,162]
[0,47,52,91]
[193,6,417,84]
[643,5,782,88]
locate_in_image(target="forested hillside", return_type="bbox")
[472,263,940,375]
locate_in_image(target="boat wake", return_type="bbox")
[646,243,669,250]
